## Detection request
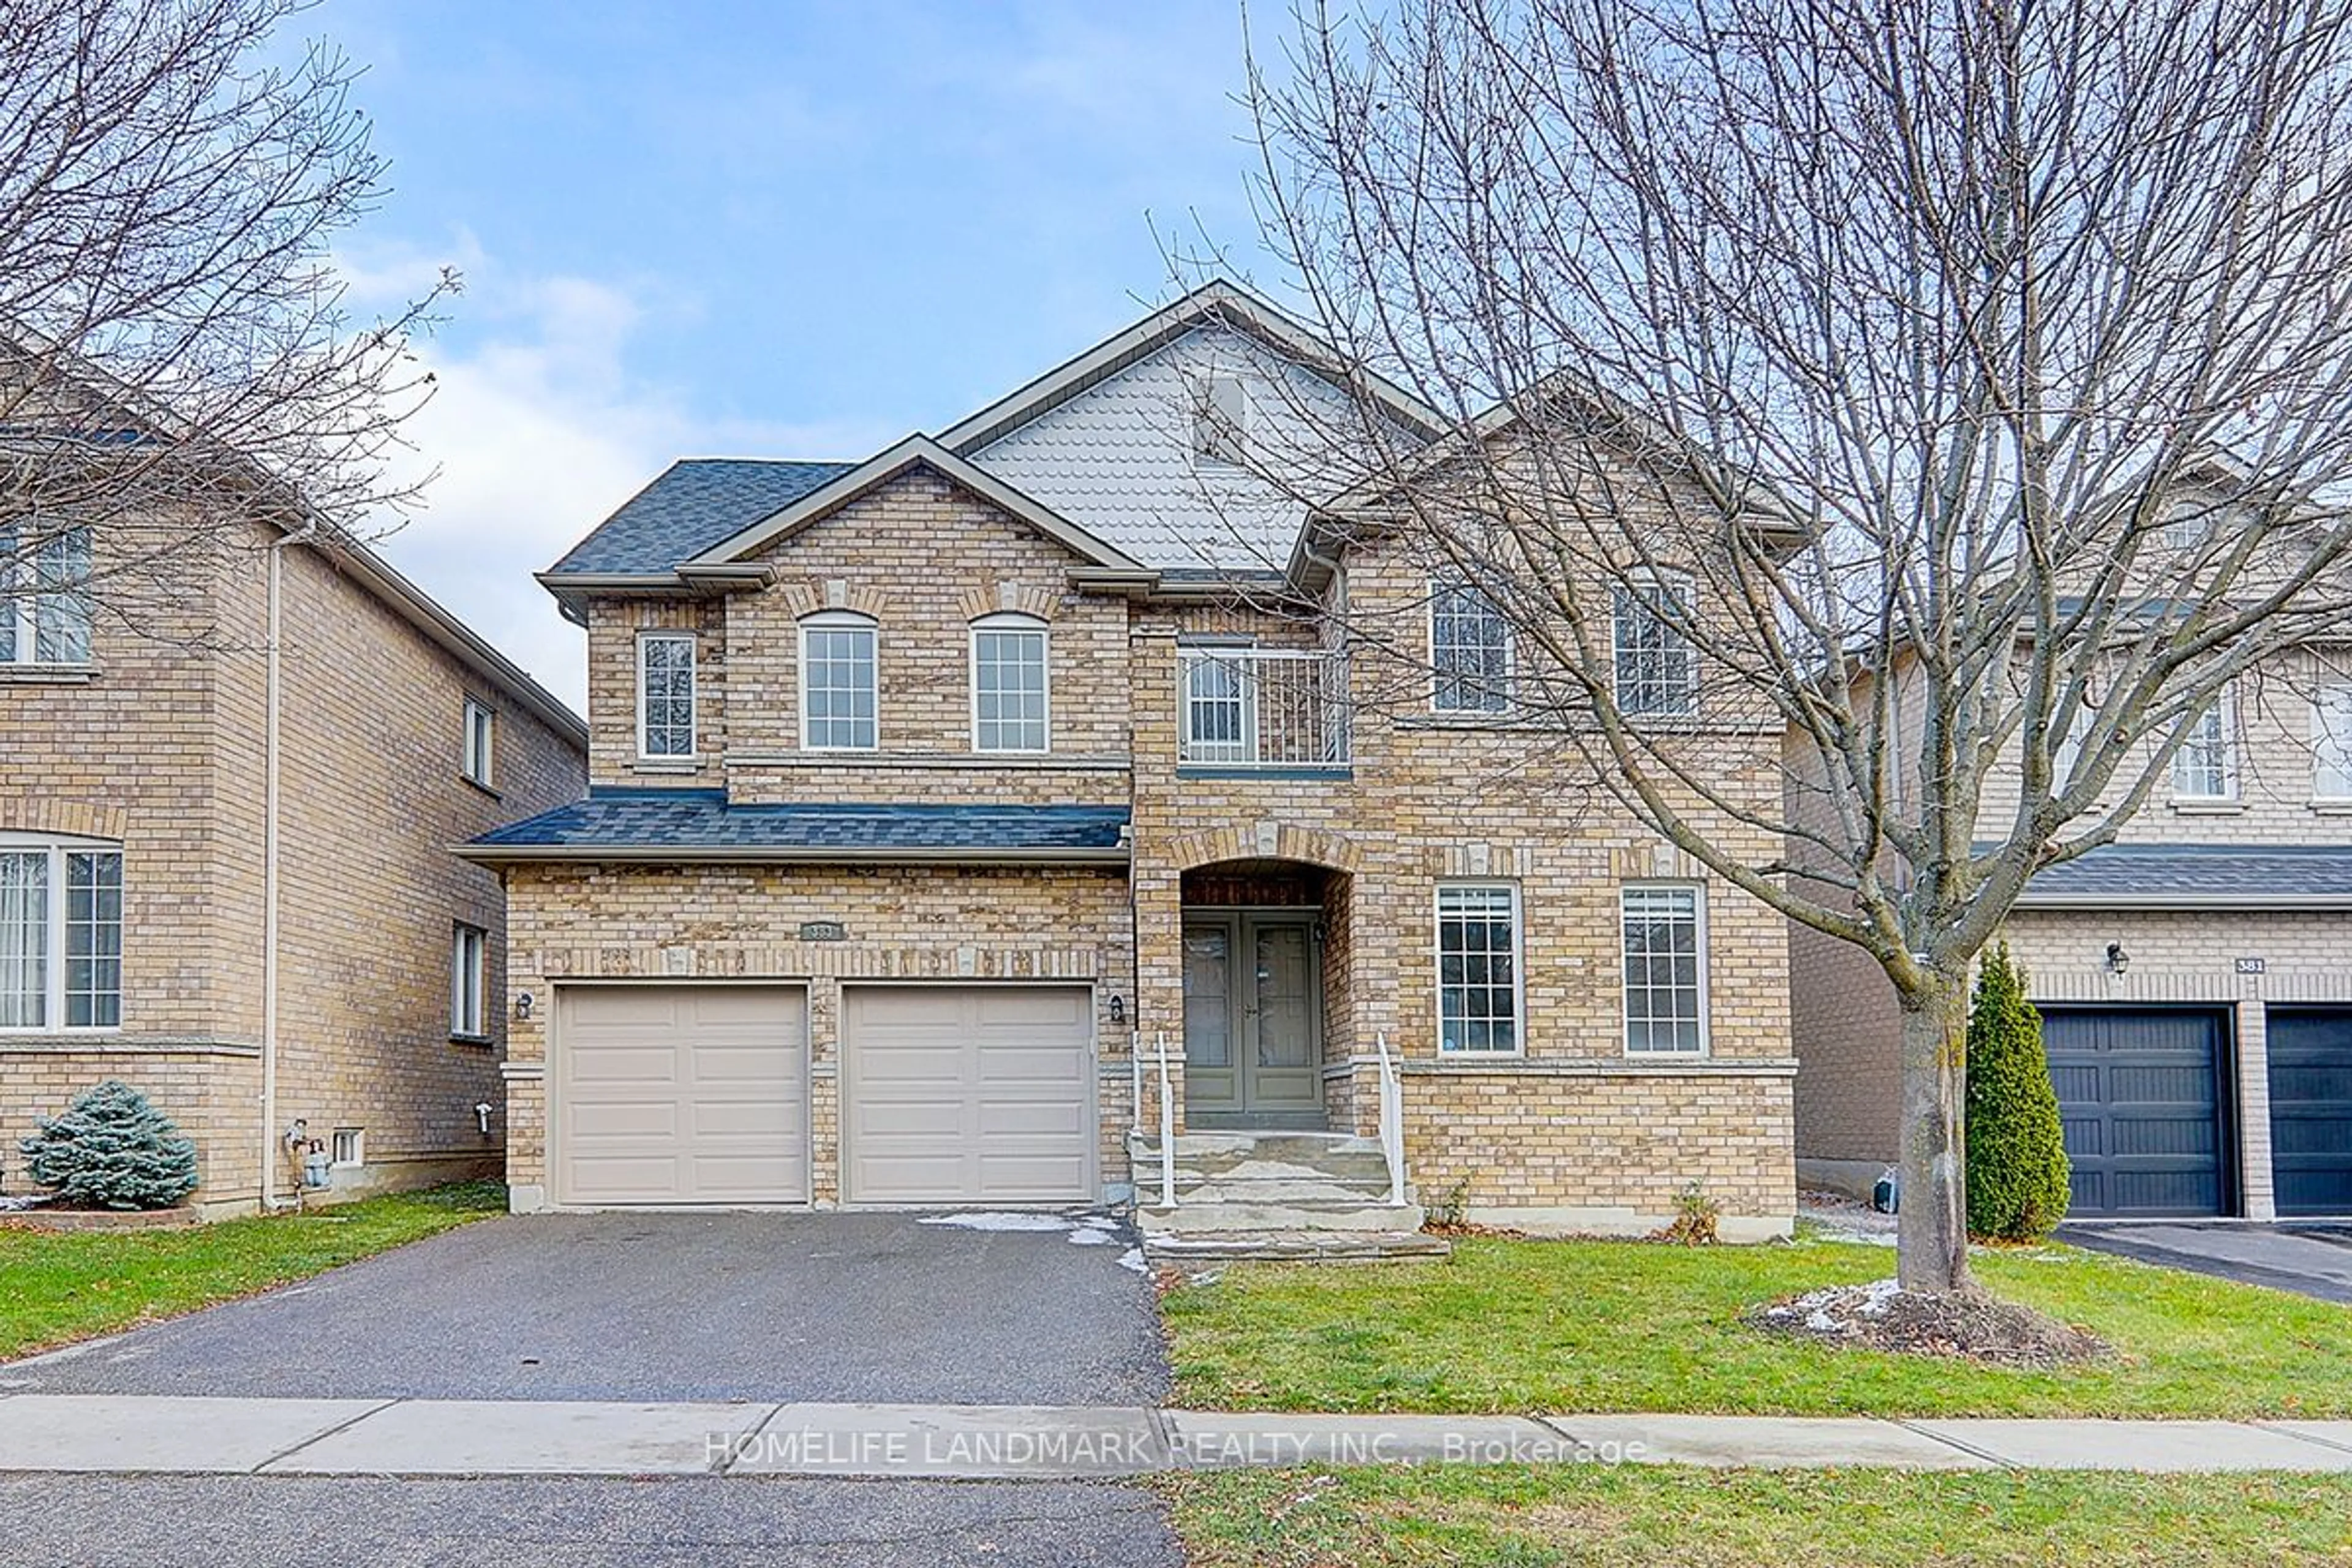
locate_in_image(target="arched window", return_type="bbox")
[801,611,879,750]
[970,613,1049,753]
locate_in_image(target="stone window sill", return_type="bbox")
[450,1031,496,1049]
[2168,799,2245,816]
[0,663,97,685]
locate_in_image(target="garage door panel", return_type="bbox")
[2267,1008,2352,1216]
[2041,1006,2228,1219]
[843,984,1095,1205]
[556,986,809,1206]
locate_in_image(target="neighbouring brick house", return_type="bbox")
[1791,649,2352,1223]
[464,282,1798,1240]
[0,516,586,1215]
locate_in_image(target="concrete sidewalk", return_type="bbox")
[4,1395,2352,1478]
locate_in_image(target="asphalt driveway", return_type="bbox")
[0,1211,1169,1404]
[2060,1221,2352,1305]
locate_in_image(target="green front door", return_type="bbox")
[1182,914,1324,1128]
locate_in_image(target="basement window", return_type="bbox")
[330,1128,364,1168]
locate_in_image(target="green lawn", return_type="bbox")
[1161,1234,2352,1418]
[1156,1466,2352,1567]
[0,1181,505,1361]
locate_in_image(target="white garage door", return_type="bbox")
[842,984,1096,1205]
[556,985,809,1206]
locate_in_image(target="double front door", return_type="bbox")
[1182,913,1322,1127]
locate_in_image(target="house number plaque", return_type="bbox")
[2234,957,2266,974]
[799,921,850,943]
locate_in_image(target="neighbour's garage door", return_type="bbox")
[842,984,1095,1205]
[554,986,809,1206]
[2266,1008,2352,1217]
[2040,1006,2230,1218]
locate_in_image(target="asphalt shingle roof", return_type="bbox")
[2018,841,2352,905]
[548,459,856,575]
[469,790,1130,859]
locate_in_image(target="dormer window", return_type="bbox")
[1190,374,1248,466]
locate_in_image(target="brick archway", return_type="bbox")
[1164,820,1363,875]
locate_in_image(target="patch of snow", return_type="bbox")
[1076,1215,1120,1230]
[1065,1227,1114,1246]
[916,1212,1076,1233]
[1767,1277,1905,1335]
[0,1194,47,1212]
[1116,1246,1148,1273]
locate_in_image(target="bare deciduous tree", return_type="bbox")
[0,0,448,654]
[1240,0,2352,1292]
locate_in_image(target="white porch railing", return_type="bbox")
[1155,1031,1177,1210]
[1374,1032,1406,1208]
[1177,649,1351,767]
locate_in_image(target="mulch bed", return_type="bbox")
[1746,1278,2111,1368]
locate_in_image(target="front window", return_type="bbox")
[1614,578,1695,716]
[801,613,878,750]
[451,922,488,1038]
[1182,650,1254,763]
[2172,695,2234,801]
[1,526,94,666]
[1431,581,1513,713]
[1436,883,1520,1053]
[638,634,696,758]
[1623,884,1705,1054]
[971,614,1049,753]
[0,839,123,1031]
[462,699,496,787]
[2317,684,2352,800]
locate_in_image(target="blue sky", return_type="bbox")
[312,0,1280,709]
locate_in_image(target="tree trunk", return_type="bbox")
[1894,976,1975,1294]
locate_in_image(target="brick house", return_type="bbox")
[464,282,1798,1240]
[1791,649,2352,1222]
[1,517,586,1215]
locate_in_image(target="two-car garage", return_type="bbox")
[2040,1003,2352,1219]
[551,982,1098,1209]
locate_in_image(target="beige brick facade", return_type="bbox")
[504,464,1796,1235]
[0,526,586,1215]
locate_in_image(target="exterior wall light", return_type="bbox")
[515,990,535,1022]
[2105,941,2131,977]
[1108,993,1126,1025]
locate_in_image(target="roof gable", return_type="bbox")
[684,435,1146,573]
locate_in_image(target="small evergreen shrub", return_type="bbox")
[19,1079,199,1210]
[1964,943,2072,1241]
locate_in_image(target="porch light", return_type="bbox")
[2105,941,2131,978]
[1108,994,1126,1025]
[515,990,535,1022]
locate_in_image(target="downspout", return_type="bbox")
[258,542,284,1210]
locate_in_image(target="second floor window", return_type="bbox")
[0,839,123,1031]
[2317,683,2352,801]
[1,526,94,666]
[638,633,696,758]
[971,614,1049,753]
[2172,694,2234,801]
[802,612,878,750]
[462,699,496,788]
[1613,578,1696,717]
[1191,373,1248,466]
[1431,581,1513,713]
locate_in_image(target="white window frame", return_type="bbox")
[462,698,496,788]
[1429,579,1515,714]
[2171,688,2237,803]
[2316,680,2352,801]
[450,922,489,1041]
[1612,573,1698,718]
[968,612,1051,754]
[1621,883,1709,1056]
[1189,372,1248,467]
[799,611,880,752]
[1434,881,1525,1056]
[0,524,94,667]
[636,631,698,760]
[0,834,124,1034]
[330,1128,366,1169]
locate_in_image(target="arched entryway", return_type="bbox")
[1179,857,1353,1130]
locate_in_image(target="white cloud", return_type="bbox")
[341,239,899,715]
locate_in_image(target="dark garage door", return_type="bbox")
[2040,1007,2230,1218]
[2266,1008,2352,1217]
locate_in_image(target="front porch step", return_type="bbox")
[1134,1199,1426,1235]
[1143,1231,1452,1264]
